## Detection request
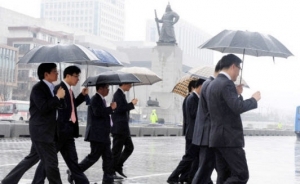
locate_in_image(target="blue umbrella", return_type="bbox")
[89,48,123,67]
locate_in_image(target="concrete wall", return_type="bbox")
[0,121,296,138]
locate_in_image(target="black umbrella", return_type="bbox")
[82,71,141,86]
[199,29,293,83]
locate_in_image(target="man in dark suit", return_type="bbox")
[167,79,205,184]
[111,83,138,178]
[78,83,117,184]
[192,62,221,184]
[207,54,261,184]
[32,65,90,184]
[182,80,196,136]
[1,63,65,184]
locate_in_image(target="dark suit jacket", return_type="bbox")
[29,80,62,143]
[85,93,113,143]
[192,76,214,146]
[207,74,257,147]
[54,82,86,138]
[182,94,189,136]
[111,88,134,136]
[185,92,200,140]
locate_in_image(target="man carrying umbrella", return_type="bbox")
[78,83,118,184]
[111,83,138,178]
[207,54,261,183]
[32,65,90,184]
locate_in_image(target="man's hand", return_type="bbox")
[131,98,138,105]
[110,102,117,110]
[81,87,89,96]
[56,86,65,99]
[252,91,261,101]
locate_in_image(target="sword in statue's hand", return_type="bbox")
[154,9,160,36]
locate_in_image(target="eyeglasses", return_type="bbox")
[51,70,58,74]
[72,75,80,78]
[235,65,242,70]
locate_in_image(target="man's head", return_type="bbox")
[37,63,58,82]
[194,78,206,95]
[219,54,242,81]
[96,83,109,97]
[63,66,81,86]
[188,80,196,93]
[119,83,132,91]
[214,60,222,77]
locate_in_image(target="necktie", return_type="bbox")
[103,98,107,107]
[69,89,76,123]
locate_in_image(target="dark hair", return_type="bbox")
[195,78,205,88]
[219,54,242,70]
[37,63,57,80]
[63,65,81,78]
[215,60,222,72]
[119,83,131,87]
[96,83,108,91]
[188,80,196,92]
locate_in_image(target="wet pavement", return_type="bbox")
[0,136,298,184]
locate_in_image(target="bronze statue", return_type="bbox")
[155,3,180,44]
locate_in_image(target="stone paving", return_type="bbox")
[0,136,298,184]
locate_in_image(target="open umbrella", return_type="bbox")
[89,48,123,67]
[118,67,162,86]
[198,29,293,82]
[172,66,249,97]
[18,44,98,64]
[82,71,141,86]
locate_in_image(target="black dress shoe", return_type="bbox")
[102,180,113,184]
[66,169,74,184]
[167,180,179,184]
[116,170,127,178]
[113,174,124,180]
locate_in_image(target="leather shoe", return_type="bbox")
[167,180,179,184]
[66,169,74,184]
[116,169,127,178]
[102,179,113,184]
[113,174,123,180]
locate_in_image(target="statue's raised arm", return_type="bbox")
[155,3,180,45]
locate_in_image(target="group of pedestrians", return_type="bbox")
[1,63,138,184]
[168,54,261,184]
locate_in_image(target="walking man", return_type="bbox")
[111,83,138,178]
[78,83,118,184]
[1,63,65,184]
[207,54,261,183]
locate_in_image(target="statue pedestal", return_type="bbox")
[142,45,183,124]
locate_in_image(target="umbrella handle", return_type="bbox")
[133,83,135,99]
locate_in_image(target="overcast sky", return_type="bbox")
[1,0,300,116]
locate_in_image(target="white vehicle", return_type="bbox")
[0,100,30,121]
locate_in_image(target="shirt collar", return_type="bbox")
[193,91,200,98]
[43,79,55,95]
[97,93,105,99]
[119,87,125,94]
[219,71,231,80]
[62,80,71,90]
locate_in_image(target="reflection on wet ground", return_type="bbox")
[0,136,298,184]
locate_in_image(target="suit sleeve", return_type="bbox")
[74,93,87,107]
[90,97,113,116]
[31,85,61,114]
[222,81,257,115]
[186,95,198,120]
[113,93,134,113]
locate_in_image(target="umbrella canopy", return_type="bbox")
[172,75,199,97]
[18,44,98,64]
[172,66,249,97]
[82,71,141,86]
[118,67,162,86]
[199,29,293,58]
[89,48,123,67]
